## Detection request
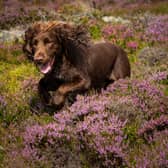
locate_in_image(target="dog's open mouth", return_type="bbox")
[37,57,55,74]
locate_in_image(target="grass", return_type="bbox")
[0,63,38,93]
[89,24,102,39]
[103,1,168,16]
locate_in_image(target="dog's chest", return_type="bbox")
[53,56,80,82]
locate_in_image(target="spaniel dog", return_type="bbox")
[23,21,131,109]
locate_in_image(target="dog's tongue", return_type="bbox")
[39,57,55,74]
[40,63,52,74]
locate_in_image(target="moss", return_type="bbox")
[148,2,168,14]
[11,49,23,58]
[0,63,38,94]
[60,3,84,15]
[0,127,6,165]
[0,153,4,161]
[0,57,40,126]
[89,25,102,40]
[105,2,168,17]
[33,114,54,125]
[123,123,144,146]
[164,86,168,96]
[80,153,91,168]
[0,147,5,166]
[0,102,29,127]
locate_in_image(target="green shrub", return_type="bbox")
[89,25,102,40]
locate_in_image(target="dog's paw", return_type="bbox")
[52,92,65,107]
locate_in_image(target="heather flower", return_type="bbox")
[23,85,129,167]
[136,130,168,168]
[102,24,135,44]
[23,112,128,167]
[131,80,167,116]
[145,15,168,43]
[102,25,115,37]
[107,78,167,118]
[22,74,168,167]
[76,113,128,167]
[23,122,73,160]
[138,47,168,66]
[0,43,5,49]
[0,0,58,30]
[105,78,167,119]
[126,41,138,50]
[149,71,168,82]
[132,13,155,32]
[138,115,168,141]
[123,29,134,38]
[69,94,112,118]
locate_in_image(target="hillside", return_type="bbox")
[0,1,168,167]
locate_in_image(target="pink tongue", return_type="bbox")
[40,63,51,74]
[39,57,55,74]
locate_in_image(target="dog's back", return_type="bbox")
[87,42,130,87]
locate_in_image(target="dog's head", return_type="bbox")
[23,22,64,74]
[31,29,63,74]
[23,22,90,74]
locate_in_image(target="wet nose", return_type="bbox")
[34,53,44,64]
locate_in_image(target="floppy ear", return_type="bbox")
[53,23,90,46]
[22,27,35,60]
[52,23,72,44]
[23,24,41,60]
[52,23,91,67]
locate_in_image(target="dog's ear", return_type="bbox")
[52,23,74,44]
[23,24,41,60]
[53,23,90,46]
[23,27,34,60]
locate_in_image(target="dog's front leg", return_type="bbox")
[52,77,91,106]
[38,78,51,105]
[38,76,62,106]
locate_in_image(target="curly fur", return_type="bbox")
[23,21,131,110]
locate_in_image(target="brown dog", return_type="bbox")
[23,22,131,109]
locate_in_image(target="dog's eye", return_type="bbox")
[44,38,51,44]
[33,39,38,46]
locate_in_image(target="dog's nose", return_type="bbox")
[34,53,44,64]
